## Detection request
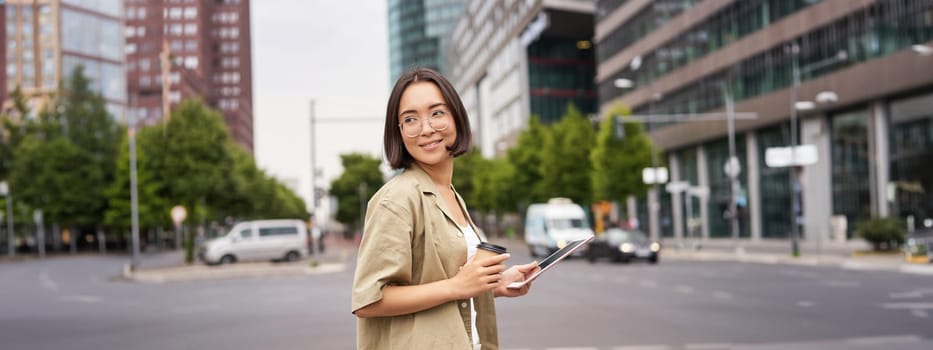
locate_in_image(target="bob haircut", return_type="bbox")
[384,67,472,169]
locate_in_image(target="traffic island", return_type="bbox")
[119,260,345,283]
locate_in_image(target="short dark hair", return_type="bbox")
[384,68,472,169]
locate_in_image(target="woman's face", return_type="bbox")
[397,82,457,167]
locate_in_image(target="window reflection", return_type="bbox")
[831,109,871,239]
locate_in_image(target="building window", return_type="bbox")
[139,75,151,86]
[184,56,198,69]
[183,7,198,19]
[185,40,198,51]
[184,23,197,36]
[831,108,872,239]
[889,92,933,228]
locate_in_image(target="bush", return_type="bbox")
[855,218,904,251]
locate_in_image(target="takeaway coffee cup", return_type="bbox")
[475,242,508,263]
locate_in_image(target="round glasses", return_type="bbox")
[398,112,450,138]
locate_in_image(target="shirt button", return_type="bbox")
[460,302,467,308]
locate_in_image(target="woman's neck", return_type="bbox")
[415,160,453,189]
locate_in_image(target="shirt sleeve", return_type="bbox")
[351,199,415,313]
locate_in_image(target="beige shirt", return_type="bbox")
[352,165,499,350]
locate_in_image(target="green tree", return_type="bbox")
[506,115,548,209]
[591,104,653,202]
[105,126,169,231]
[329,153,383,230]
[453,147,483,204]
[161,99,235,222]
[50,66,122,230]
[538,104,595,205]
[0,87,30,181]
[9,136,86,226]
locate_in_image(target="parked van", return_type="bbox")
[199,219,309,265]
[524,198,595,257]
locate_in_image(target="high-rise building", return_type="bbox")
[596,0,933,244]
[387,0,464,82]
[125,0,253,152]
[447,0,596,158]
[4,0,126,118]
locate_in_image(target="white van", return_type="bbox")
[524,198,595,257]
[199,219,309,265]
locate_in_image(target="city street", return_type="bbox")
[2,240,933,350]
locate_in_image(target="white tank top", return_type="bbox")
[461,224,481,348]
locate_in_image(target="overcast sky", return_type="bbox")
[252,1,389,209]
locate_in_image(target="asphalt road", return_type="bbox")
[2,241,933,350]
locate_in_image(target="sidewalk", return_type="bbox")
[121,235,357,283]
[658,238,933,276]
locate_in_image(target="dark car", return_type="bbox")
[586,228,659,264]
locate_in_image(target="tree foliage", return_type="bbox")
[537,104,596,205]
[591,104,653,202]
[506,116,548,210]
[329,153,383,230]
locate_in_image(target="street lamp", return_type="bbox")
[788,43,848,256]
[128,113,141,271]
[0,181,13,257]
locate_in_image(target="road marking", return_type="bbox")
[60,295,102,303]
[845,334,922,345]
[911,309,929,318]
[797,300,816,307]
[823,280,859,287]
[674,285,695,294]
[612,345,672,350]
[172,304,221,314]
[881,302,933,310]
[712,291,733,300]
[685,343,732,349]
[39,269,59,291]
[639,280,657,288]
[889,288,933,299]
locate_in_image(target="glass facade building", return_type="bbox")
[5,0,126,118]
[387,0,464,82]
[597,0,933,243]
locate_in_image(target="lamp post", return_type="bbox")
[128,114,141,270]
[0,181,13,257]
[788,43,848,256]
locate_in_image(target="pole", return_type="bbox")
[725,84,739,244]
[648,93,661,243]
[789,43,801,257]
[5,187,13,257]
[309,99,317,214]
[129,119,141,270]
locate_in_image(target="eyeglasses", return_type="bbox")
[398,111,450,138]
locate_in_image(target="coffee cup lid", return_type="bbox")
[476,242,507,254]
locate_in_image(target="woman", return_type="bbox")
[352,68,539,350]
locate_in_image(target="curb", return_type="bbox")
[665,251,933,276]
[120,261,346,283]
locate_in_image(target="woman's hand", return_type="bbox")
[448,253,509,299]
[494,261,540,298]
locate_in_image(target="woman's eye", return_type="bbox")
[403,116,418,124]
[432,110,446,116]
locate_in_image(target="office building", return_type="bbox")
[4,0,126,118]
[125,0,253,152]
[448,0,596,157]
[388,0,464,82]
[596,0,933,244]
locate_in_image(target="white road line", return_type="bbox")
[39,269,59,291]
[172,304,221,314]
[712,291,733,300]
[674,285,695,294]
[911,309,929,318]
[639,280,657,288]
[881,302,933,309]
[797,300,816,307]
[845,334,923,345]
[889,288,933,299]
[684,343,732,349]
[59,295,102,303]
[612,345,672,350]
[823,280,860,287]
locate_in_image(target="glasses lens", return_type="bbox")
[400,115,450,137]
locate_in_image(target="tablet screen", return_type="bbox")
[507,235,594,289]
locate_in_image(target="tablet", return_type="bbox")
[507,235,595,289]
